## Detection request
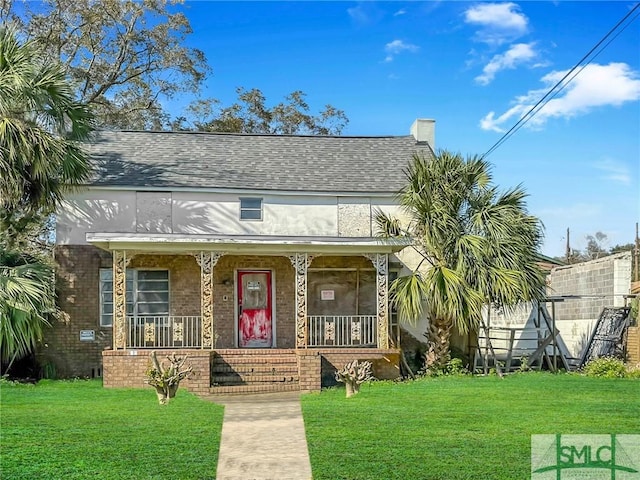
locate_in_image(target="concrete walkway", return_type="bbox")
[210,392,313,480]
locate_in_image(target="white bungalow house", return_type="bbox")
[43,119,435,394]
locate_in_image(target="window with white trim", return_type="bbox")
[240,197,263,221]
[99,269,169,327]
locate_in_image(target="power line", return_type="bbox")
[482,2,640,159]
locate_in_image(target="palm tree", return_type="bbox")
[0,23,93,244]
[377,151,546,371]
[0,25,92,372]
[0,250,56,373]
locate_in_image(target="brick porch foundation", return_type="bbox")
[102,348,400,395]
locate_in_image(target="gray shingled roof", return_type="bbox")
[87,130,429,193]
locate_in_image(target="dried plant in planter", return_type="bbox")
[145,351,193,405]
[335,359,374,398]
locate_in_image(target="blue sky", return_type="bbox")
[165,2,638,257]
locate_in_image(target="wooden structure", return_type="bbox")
[475,301,636,374]
[473,302,577,374]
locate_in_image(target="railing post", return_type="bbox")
[195,252,225,349]
[288,253,314,348]
[112,250,131,350]
[364,253,389,349]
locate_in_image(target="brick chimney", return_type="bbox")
[410,118,435,148]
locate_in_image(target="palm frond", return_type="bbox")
[373,208,404,238]
[390,273,429,326]
[0,23,93,214]
[390,149,546,343]
[0,256,55,364]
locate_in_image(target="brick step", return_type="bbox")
[208,383,300,395]
[212,364,299,374]
[213,349,296,355]
[212,356,297,365]
[212,374,299,384]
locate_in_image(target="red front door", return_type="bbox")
[238,270,273,348]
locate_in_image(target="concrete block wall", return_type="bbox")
[545,252,632,357]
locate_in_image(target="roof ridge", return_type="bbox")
[93,129,412,140]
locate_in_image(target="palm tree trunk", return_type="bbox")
[424,317,452,371]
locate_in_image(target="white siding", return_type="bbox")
[56,189,399,245]
[56,191,137,244]
[136,192,172,233]
[171,192,339,236]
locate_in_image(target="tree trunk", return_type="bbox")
[345,380,363,397]
[425,317,452,371]
[154,387,168,405]
[344,380,355,398]
[168,383,179,399]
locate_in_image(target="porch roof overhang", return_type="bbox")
[85,232,410,255]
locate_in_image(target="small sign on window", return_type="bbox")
[247,281,262,291]
[321,290,335,301]
[79,330,95,341]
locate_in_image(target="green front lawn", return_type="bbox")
[2,374,638,480]
[0,379,224,480]
[301,374,640,480]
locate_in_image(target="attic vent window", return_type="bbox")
[240,197,263,221]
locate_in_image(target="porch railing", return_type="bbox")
[126,316,202,348]
[307,315,377,347]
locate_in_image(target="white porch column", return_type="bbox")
[288,253,314,348]
[195,252,225,349]
[365,253,389,349]
[112,250,131,350]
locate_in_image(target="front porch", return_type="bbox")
[92,233,404,392]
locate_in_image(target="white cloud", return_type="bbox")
[480,62,640,132]
[394,9,406,16]
[347,3,384,25]
[464,2,529,45]
[384,39,419,62]
[475,43,538,85]
[465,2,528,30]
[593,159,633,185]
[385,39,419,54]
[347,4,368,23]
